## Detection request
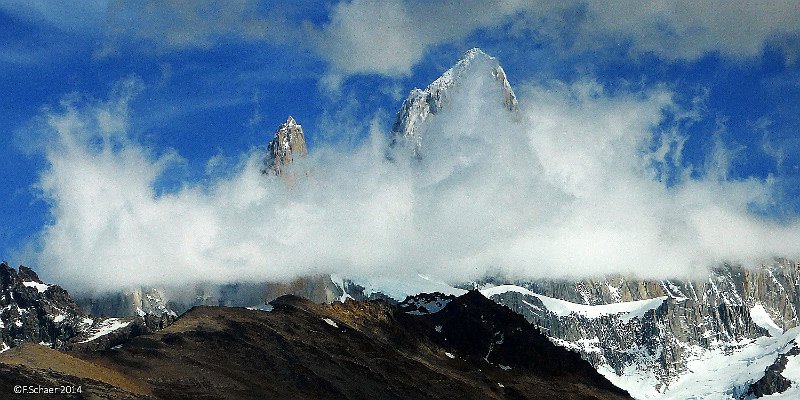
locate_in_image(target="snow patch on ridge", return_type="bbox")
[403,296,452,315]
[78,318,131,343]
[330,274,353,303]
[355,274,467,301]
[22,281,50,293]
[322,318,338,328]
[481,284,667,322]
[750,303,783,336]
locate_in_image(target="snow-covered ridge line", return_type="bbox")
[427,47,493,93]
[481,284,668,321]
[351,274,467,302]
[78,318,131,343]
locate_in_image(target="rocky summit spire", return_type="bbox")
[390,48,518,157]
[264,116,308,175]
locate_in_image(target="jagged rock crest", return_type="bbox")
[0,262,173,353]
[263,116,308,175]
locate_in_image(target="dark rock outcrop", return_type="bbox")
[743,344,800,398]
[426,290,625,394]
[2,292,632,399]
[1,263,173,353]
[1,262,88,350]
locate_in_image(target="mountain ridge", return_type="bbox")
[1,290,631,399]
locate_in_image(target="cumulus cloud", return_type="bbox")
[27,65,800,293]
[308,0,534,76]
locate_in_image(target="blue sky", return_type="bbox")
[2,1,800,287]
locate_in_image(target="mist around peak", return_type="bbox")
[19,64,800,292]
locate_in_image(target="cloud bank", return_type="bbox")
[27,70,800,292]
[13,1,796,77]
[310,0,800,76]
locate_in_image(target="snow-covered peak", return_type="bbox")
[426,48,506,95]
[283,116,300,129]
[390,48,518,155]
[461,47,487,60]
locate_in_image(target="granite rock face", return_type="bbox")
[263,116,308,175]
[481,260,800,394]
[262,275,344,304]
[76,286,177,320]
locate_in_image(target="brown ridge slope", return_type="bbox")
[0,343,150,399]
[0,292,631,400]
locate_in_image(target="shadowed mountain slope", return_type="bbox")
[1,291,630,400]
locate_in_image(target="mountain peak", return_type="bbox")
[459,47,490,63]
[263,116,308,176]
[284,115,298,127]
[390,48,519,156]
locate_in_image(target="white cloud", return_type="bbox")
[0,0,107,33]
[17,1,796,77]
[576,1,800,60]
[92,0,290,58]
[503,78,791,279]
[27,67,800,292]
[308,1,800,77]
[307,0,543,76]
[312,0,424,76]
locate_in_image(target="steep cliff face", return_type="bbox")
[263,275,344,304]
[76,287,177,319]
[476,260,800,397]
[390,48,518,157]
[519,259,800,328]
[264,116,308,175]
